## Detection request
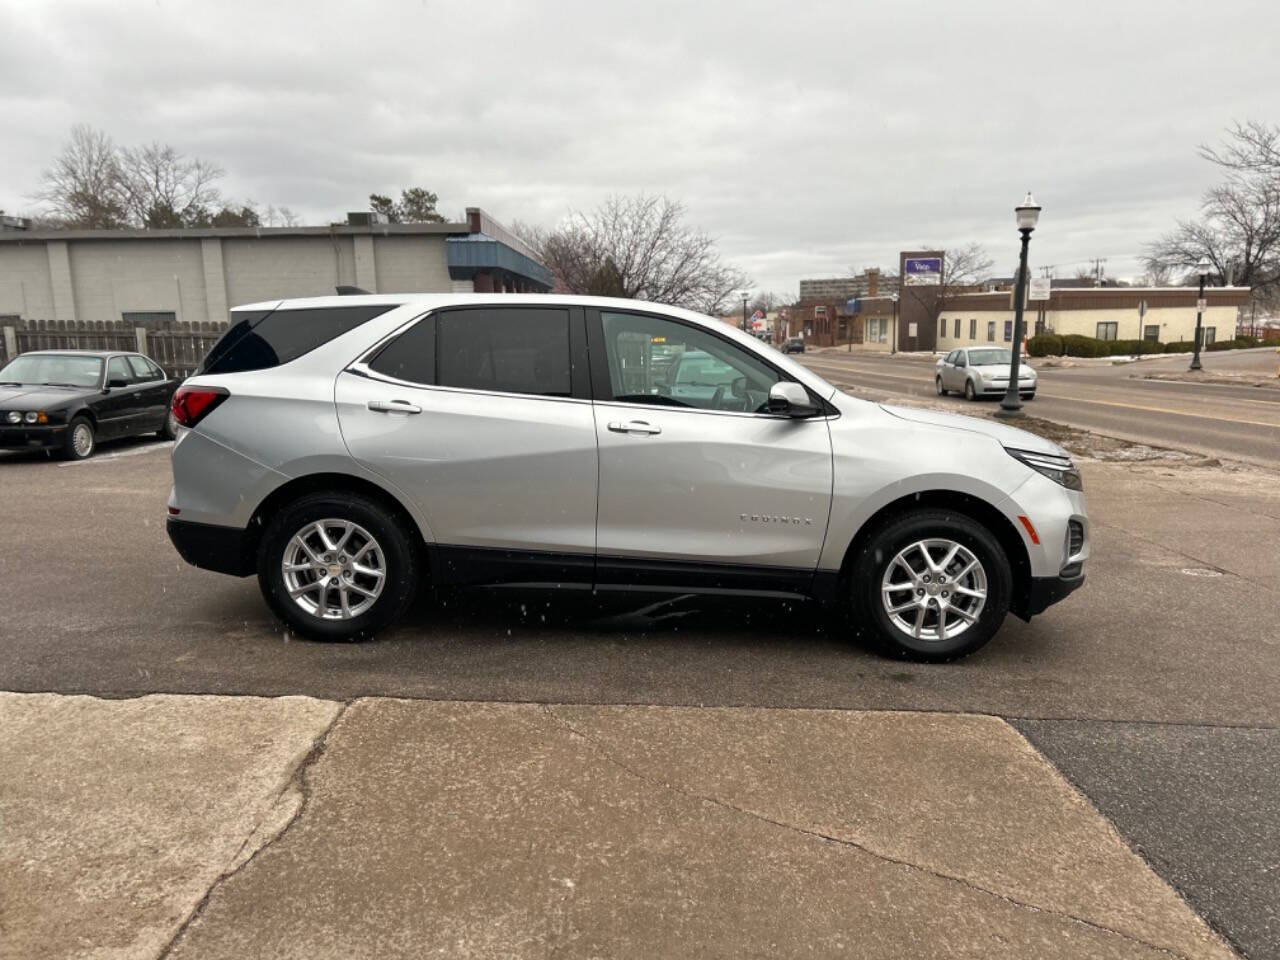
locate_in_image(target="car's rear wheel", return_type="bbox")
[847,509,1012,661]
[964,379,977,401]
[935,377,947,396]
[157,409,177,440]
[257,492,419,641]
[61,416,95,460]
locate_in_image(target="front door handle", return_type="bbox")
[607,419,661,436]
[368,399,422,414]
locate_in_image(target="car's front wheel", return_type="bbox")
[61,416,95,460]
[257,492,419,641]
[964,379,977,401]
[847,509,1012,661]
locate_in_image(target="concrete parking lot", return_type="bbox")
[2,403,1278,957]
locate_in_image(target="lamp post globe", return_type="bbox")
[996,192,1041,419]
[1189,257,1211,371]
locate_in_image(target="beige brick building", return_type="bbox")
[0,208,550,327]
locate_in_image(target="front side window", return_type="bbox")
[437,308,571,397]
[127,355,161,381]
[1096,321,1118,341]
[600,311,783,413]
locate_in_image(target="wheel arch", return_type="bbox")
[836,489,1034,619]
[245,472,433,577]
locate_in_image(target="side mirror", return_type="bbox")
[107,378,129,389]
[768,381,819,418]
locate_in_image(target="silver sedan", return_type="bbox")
[936,347,1037,401]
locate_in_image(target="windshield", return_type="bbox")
[966,349,1013,366]
[0,354,103,387]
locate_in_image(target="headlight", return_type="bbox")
[24,411,38,424]
[5,411,19,424]
[1006,447,1082,490]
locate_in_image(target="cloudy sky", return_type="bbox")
[1,0,1275,296]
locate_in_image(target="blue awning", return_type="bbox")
[445,233,553,290]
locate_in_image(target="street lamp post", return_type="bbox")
[891,294,899,355]
[741,291,750,334]
[996,192,1041,420]
[1189,258,1211,371]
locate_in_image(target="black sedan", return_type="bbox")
[782,336,806,354]
[0,350,179,460]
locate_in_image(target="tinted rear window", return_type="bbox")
[368,316,436,384]
[436,308,571,397]
[200,305,392,375]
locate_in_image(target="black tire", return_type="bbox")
[846,509,1012,662]
[257,492,419,642]
[935,377,947,396]
[61,416,95,461]
[157,409,177,440]
[964,379,977,401]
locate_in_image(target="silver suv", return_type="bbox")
[167,294,1088,661]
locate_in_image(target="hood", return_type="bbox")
[0,385,91,409]
[878,403,1066,456]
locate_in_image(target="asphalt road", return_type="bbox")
[798,347,1280,466]
[2,401,1278,955]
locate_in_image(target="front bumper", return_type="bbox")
[976,380,1036,395]
[167,516,254,577]
[0,424,65,449]
[1017,569,1086,619]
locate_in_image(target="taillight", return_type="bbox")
[172,385,229,428]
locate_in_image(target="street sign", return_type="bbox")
[1196,298,1207,311]
[1138,300,1147,318]
[903,257,942,286]
[1028,277,1051,301]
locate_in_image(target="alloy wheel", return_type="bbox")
[281,519,386,620]
[72,423,94,457]
[880,538,987,642]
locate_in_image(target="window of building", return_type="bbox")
[437,308,571,397]
[369,316,436,384]
[600,311,782,413]
[1003,320,1013,342]
[954,317,961,339]
[969,318,977,340]
[1096,321,1118,341]
[121,311,177,329]
[1203,326,1216,345]
[1143,325,1160,342]
[939,318,947,339]
[201,305,392,375]
[987,321,996,342]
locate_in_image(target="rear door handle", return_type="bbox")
[607,419,661,436]
[368,399,422,414]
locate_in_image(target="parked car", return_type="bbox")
[936,347,1037,401]
[166,295,1087,661]
[0,350,179,459]
[782,337,805,354]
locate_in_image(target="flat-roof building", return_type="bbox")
[0,207,551,327]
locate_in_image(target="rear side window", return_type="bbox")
[436,308,571,397]
[200,305,393,375]
[368,316,436,384]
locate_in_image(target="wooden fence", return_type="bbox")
[0,318,226,379]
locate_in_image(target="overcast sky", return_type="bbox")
[2,0,1276,296]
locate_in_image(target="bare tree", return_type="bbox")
[1146,121,1280,306]
[899,242,994,335]
[530,195,748,314]
[118,142,224,228]
[1141,261,1173,286]
[34,125,129,228]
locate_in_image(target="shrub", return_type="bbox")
[1061,334,1106,357]
[1027,334,1062,357]
[1165,340,1195,352]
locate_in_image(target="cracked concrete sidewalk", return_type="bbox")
[0,695,1238,959]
